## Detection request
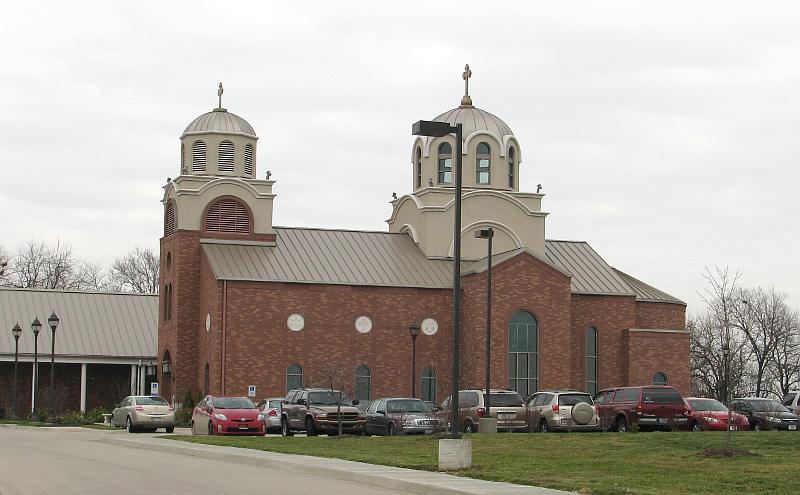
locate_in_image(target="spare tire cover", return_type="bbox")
[571,402,594,425]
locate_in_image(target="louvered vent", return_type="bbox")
[164,200,176,236]
[244,144,254,177]
[218,140,235,173]
[181,143,185,170]
[192,140,207,172]
[205,198,250,234]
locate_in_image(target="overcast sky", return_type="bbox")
[2,1,797,312]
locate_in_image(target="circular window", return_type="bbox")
[287,314,305,332]
[355,316,373,334]
[421,318,439,336]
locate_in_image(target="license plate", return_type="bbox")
[728,426,737,431]
[499,413,515,419]
[239,424,249,430]
[424,429,434,434]
[789,425,797,431]
[657,418,668,425]
[152,417,161,422]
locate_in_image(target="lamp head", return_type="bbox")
[12,322,22,339]
[48,311,60,332]
[31,317,42,336]
[412,120,455,137]
[409,324,421,338]
[474,228,494,239]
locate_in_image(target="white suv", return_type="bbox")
[782,391,800,415]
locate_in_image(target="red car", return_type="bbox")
[685,397,749,431]
[191,395,265,436]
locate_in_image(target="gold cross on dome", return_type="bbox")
[217,82,224,108]
[462,64,472,96]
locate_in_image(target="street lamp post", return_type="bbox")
[11,323,22,420]
[475,228,494,419]
[47,312,60,422]
[409,324,420,398]
[412,119,463,438]
[30,318,42,421]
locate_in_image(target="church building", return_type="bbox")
[158,72,689,406]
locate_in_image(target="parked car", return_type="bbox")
[111,395,175,433]
[684,397,749,431]
[440,389,527,433]
[526,390,599,432]
[281,388,366,436]
[730,397,799,431]
[191,395,265,436]
[594,386,688,432]
[256,397,284,433]
[781,390,800,416]
[365,398,439,435]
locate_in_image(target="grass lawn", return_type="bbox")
[0,419,114,430]
[169,431,800,494]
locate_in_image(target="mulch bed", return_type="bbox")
[698,447,758,458]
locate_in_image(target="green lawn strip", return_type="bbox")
[167,432,800,495]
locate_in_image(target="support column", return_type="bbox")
[30,365,36,414]
[130,364,137,396]
[139,365,146,395]
[80,363,87,413]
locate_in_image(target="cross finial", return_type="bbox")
[461,64,473,106]
[217,82,224,109]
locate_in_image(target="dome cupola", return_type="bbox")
[178,83,259,179]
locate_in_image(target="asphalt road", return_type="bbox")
[0,426,409,495]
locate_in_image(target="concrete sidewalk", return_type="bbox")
[101,434,575,495]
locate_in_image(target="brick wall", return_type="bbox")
[626,330,691,395]
[635,301,686,330]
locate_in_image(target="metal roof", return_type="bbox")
[544,241,637,296]
[0,288,158,358]
[613,268,685,305]
[433,106,514,137]
[202,227,454,289]
[182,108,256,138]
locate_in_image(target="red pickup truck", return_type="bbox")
[594,386,688,432]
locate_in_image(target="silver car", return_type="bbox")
[256,397,283,433]
[112,395,176,433]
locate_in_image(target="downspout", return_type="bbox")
[221,280,227,395]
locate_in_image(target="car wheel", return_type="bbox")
[208,421,214,436]
[281,418,293,437]
[126,416,137,433]
[388,423,397,436]
[539,420,549,433]
[464,422,475,434]
[305,417,318,436]
[754,421,766,431]
[616,417,628,433]
[691,421,701,432]
[166,426,175,434]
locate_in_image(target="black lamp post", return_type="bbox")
[409,324,421,398]
[412,119,463,438]
[47,311,59,422]
[11,323,22,420]
[30,317,42,421]
[475,228,494,417]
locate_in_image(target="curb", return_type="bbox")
[99,436,574,495]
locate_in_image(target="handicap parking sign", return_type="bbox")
[248,385,256,397]
[150,382,159,396]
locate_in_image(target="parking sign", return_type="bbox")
[150,382,159,396]
[248,385,256,398]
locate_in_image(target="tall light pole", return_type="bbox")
[412,119,463,438]
[47,311,59,422]
[30,318,42,421]
[11,323,22,420]
[409,324,420,398]
[475,228,494,419]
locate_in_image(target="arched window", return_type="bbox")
[166,252,172,272]
[355,365,371,401]
[204,363,209,396]
[508,147,515,188]
[421,367,436,403]
[192,140,207,172]
[586,327,598,396]
[163,284,173,320]
[652,372,668,386]
[437,143,452,184]
[218,140,235,173]
[286,364,303,392]
[415,147,422,189]
[508,311,538,397]
[244,143,254,177]
[164,200,176,237]
[204,198,251,234]
[476,142,491,184]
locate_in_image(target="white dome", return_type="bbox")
[181,108,256,138]
[432,106,514,138]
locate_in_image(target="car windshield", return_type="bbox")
[688,399,727,412]
[212,397,255,409]
[558,394,593,406]
[642,388,683,404]
[386,399,431,413]
[308,391,352,405]
[135,397,168,406]
[483,392,524,407]
[268,400,282,409]
[750,399,788,412]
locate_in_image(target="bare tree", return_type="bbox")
[70,260,110,291]
[690,312,748,401]
[108,248,159,294]
[7,240,77,289]
[766,302,800,398]
[311,366,354,436]
[0,245,9,286]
